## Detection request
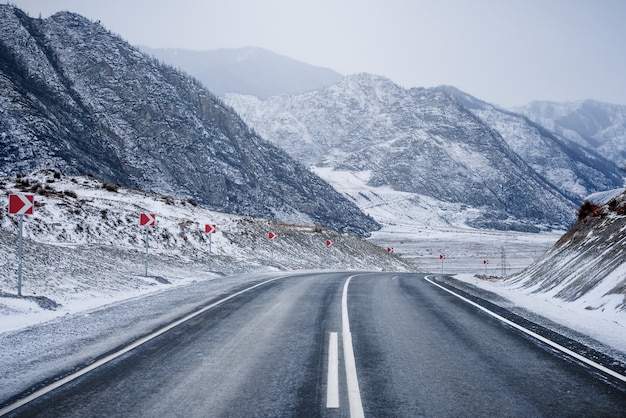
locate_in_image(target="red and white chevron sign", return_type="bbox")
[205,224,217,234]
[326,239,333,247]
[8,194,34,215]
[140,213,156,226]
[268,231,277,240]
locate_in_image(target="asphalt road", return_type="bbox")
[6,272,626,417]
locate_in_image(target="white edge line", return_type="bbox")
[0,277,283,416]
[424,275,626,384]
[342,275,365,418]
[327,332,339,408]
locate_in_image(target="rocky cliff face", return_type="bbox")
[225,74,624,231]
[0,6,378,236]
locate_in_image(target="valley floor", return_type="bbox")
[371,226,560,276]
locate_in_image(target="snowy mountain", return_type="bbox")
[224,74,624,232]
[0,6,377,236]
[512,100,626,170]
[441,87,623,202]
[139,46,344,99]
[505,190,626,312]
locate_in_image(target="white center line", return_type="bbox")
[326,332,339,408]
[342,275,365,418]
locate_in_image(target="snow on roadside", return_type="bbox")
[0,170,412,333]
[0,269,290,403]
[456,272,626,355]
[0,170,416,404]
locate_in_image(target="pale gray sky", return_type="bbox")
[9,0,626,107]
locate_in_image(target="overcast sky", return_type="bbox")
[9,0,626,107]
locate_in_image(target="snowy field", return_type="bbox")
[0,170,412,333]
[314,166,561,276]
[371,225,559,275]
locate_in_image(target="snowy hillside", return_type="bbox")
[453,191,626,353]
[224,74,624,232]
[0,170,412,332]
[441,87,623,202]
[0,5,377,236]
[503,192,626,311]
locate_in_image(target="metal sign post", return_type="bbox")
[268,231,277,265]
[9,194,34,297]
[326,239,333,268]
[205,224,217,254]
[17,214,24,296]
[440,254,446,275]
[144,225,149,277]
[140,213,156,277]
[205,224,217,269]
[387,247,394,267]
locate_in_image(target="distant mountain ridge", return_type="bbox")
[440,86,623,203]
[0,6,378,236]
[138,46,344,99]
[512,100,626,170]
[224,74,624,231]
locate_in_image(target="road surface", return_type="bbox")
[4,272,626,416]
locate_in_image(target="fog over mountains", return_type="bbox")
[0,6,377,236]
[138,46,343,99]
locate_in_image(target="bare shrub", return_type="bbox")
[577,201,605,221]
[102,182,119,192]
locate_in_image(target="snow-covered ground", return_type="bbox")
[314,166,560,274]
[0,170,412,333]
[456,272,626,354]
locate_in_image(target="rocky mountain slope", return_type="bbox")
[224,74,624,231]
[139,46,343,99]
[0,6,377,236]
[512,100,626,170]
[506,189,626,312]
[441,87,623,203]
